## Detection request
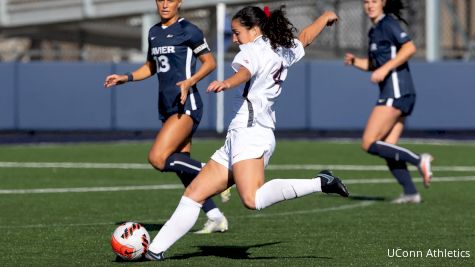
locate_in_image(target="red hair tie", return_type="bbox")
[263,6,271,17]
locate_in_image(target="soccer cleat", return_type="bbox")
[318,170,349,197]
[391,193,421,204]
[194,215,228,234]
[144,250,165,261]
[418,153,434,188]
[220,187,232,203]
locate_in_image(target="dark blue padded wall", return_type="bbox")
[114,63,159,130]
[0,63,16,129]
[16,63,112,130]
[1,61,475,131]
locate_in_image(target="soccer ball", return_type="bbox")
[111,222,150,260]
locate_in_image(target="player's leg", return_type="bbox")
[147,160,231,258]
[384,118,420,203]
[233,157,348,211]
[362,106,421,165]
[362,105,433,187]
[148,114,227,228]
[148,114,200,173]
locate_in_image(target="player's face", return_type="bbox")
[156,0,181,22]
[364,0,385,21]
[231,19,260,45]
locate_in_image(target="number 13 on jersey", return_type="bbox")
[156,55,170,73]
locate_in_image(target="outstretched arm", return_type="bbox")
[103,61,156,88]
[298,11,338,48]
[207,66,251,93]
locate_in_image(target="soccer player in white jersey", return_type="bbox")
[145,6,347,261]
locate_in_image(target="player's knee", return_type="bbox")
[148,153,166,171]
[240,193,257,210]
[361,139,373,152]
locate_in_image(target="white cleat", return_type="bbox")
[194,216,228,234]
[391,193,422,204]
[220,187,232,203]
[418,153,434,188]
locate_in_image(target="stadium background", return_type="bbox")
[0,0,475,136]
[1,1,475,266]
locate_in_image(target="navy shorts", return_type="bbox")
[376,94,416,117]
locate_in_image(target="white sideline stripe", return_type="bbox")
[0,184,183,194]
[1,176,474,195]
[0,202,375,229]
[1,161,475,172]
[248,201,375,218]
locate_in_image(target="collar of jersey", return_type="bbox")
[372,14,386,26]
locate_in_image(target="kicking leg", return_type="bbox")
[232,157,348,211]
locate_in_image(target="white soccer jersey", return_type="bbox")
[228,36,305,130]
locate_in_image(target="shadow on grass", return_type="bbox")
[170,242,332,260]
[348,195,387,201]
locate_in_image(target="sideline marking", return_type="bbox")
[1,161,475,172]
[0,201,375,229]
[1,176,474,195]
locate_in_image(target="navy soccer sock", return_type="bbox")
[386,159,418,195]
[368,141,420,166]
[163,152,202,176]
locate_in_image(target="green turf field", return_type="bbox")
[1,139,474,266]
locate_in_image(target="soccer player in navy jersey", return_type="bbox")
[104,0,228,232]
[344,0,433,204]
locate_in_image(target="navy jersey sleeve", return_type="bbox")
[185,24,211,57]
[386,17,411,46]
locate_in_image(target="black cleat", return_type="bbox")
[318,170,349,197]
[145,250,165,261]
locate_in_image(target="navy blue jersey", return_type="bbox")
[368,15,416,99]
[147,18,210,121]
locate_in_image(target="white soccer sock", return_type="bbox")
[148,196,202,253]
[206,208,224,220]
[255,178,322,210]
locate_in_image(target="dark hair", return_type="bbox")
[232,6,296,49]
[384,0,408,24]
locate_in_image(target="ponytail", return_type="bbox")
[263,6,297,49]
[384,0,408,25]
[232,5,296,50]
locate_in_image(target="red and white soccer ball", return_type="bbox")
[111,222,150,261]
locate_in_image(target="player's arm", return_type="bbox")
[207,66,251,93]
[177,52,216,104]
[298,11,338,48]
[103,61,156,88]
[371,41,416,83]
[344,53,370,71]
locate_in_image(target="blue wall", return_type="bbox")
[1,61,474,131]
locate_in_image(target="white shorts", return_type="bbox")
[211,125,275,170]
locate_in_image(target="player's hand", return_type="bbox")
[324,11,338,26]
[371,67,389,83]
[344,53,356,66]
[176,79,193,105]
[207,80,229,93]
[104,74,127,88]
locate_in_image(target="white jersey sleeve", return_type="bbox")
[232,45,258,76]
[277,39,305,67]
